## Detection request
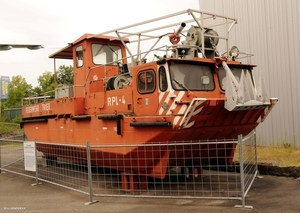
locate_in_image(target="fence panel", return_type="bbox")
[3,108,22,122]
[0,134,29,176]
[0,132,257,208]
[34,142,90,195]
[90,140,242,199]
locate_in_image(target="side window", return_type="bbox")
[91,44,122,65]
[76,45,83,67]
[217,68,226,90]
[137,70,155,94]
[159,66,168,91]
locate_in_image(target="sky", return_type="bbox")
[0,0,200,87]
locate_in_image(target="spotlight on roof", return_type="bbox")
[229,46,239,58]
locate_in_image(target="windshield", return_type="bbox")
[92,44,122,65]
[169,63,214,91]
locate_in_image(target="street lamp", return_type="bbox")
[0,44,43,51]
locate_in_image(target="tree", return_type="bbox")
[56,65,73,85]
[32,86,43,97]
[0,65,74,117]
[3,75,33,108]
[37,71,55,95]
[36,65,73,96]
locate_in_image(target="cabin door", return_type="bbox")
[134,68,159,115]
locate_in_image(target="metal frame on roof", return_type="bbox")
[90,9,237,61]
[48,9,237,62]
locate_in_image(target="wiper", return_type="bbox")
[173,78,198,98]
[173,78,188,90]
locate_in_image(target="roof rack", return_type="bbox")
[90,9,237,62]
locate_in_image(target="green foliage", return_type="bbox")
[32,86,43,96]
[37,71,54,92]
[56,65,73,85]
[36,65,74,96]
[0,115,7,122]
[2,75,33,108]
[0,65,73,115]
[11,116,22,123]
[0,122,21,136]
[37,71,55,96]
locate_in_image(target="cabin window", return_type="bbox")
[218,68,253,90]
[137,70,155,93]
[159,66,168,91]
[92,44,122,65]
[169,63,214,91]
[76,45,83,67]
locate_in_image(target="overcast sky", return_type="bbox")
[0,0,200,87]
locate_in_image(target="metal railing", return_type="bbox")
[0,131,257,208]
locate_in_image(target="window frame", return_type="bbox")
[137,69,156,94]
[217,67,254,91]
[169,63,215,91]
[159,66,168,92]
[75,45,83,68]
[91,43,122,65]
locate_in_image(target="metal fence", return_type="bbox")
[0,131,257,209]
[3,108,22,122]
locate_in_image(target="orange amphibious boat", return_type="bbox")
[21,9,277,190]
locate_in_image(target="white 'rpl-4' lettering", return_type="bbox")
[107,95,126,106]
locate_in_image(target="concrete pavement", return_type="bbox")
[0,171,299,213]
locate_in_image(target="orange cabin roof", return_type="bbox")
[49,33,129,60]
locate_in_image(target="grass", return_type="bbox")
[0,122,22,137]
[256,146,300,167]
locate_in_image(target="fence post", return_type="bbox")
[234,134,253,209]
[84,140,98,205]
[32,139,41,186]
[253,130,261,178]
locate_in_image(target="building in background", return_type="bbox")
[200,0,300,147]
